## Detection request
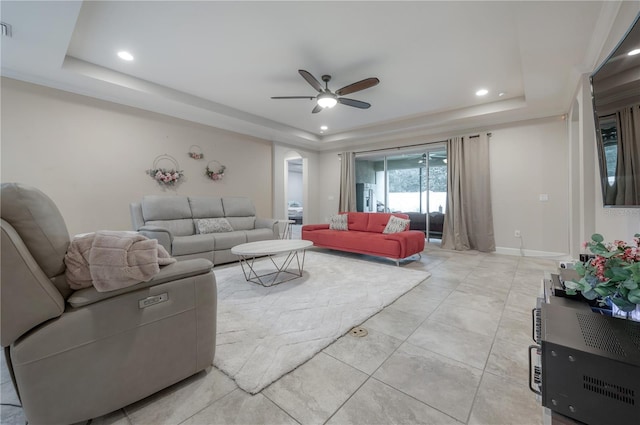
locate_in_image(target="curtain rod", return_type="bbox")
[346,140,446,155]
[340,132,492,155]
[469,133,492,138]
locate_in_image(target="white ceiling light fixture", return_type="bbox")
[317,93,337,109]
[476,89,489,96]
[117,51,134,61]
[320,125,328,131]
[628,48,640,56]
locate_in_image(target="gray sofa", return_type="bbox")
[130,195,279,265]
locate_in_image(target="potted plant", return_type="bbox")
[565,233,640,320]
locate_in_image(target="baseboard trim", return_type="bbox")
[495,246,571,259]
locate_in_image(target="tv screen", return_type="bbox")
[590,13,640,207]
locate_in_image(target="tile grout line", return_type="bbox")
[461,262,515,424]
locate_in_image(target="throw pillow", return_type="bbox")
[383,215,410,234]
[195,218,234,234]
[329,214,348,231]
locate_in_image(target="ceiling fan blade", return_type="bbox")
[312,104,323,113]
[299,70,324,93]
[335,77,379,96]
[338,98,371,109]
[271,96,315,100]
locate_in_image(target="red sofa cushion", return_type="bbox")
[346,212,369,232]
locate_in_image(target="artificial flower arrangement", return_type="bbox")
[564,233,640,313]
[206,162,226,181]
[188,145,204,160]
[147,168,184,185]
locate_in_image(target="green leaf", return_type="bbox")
[594,286,612,297]
[628,289,640,304]
[591,233,604,243]
[611,297,636,312]
[622,280,639,290]
[575,262,587,276]
[564,280,580,290]
[582,289,598,300]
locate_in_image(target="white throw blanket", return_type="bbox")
[64,231,176,292]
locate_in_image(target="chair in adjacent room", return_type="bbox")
[1,183,217,424]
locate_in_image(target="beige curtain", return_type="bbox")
[339,152,357,212]
[441,134,495,252]
[614,105,640,205]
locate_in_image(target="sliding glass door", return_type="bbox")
[354,145,447,231]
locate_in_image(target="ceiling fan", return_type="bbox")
[271,70,379,113]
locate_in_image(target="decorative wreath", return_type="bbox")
[147,154,184,186]
[206,160,226,181]
[188,145,204,160]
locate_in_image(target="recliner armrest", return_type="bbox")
[67,258,213,308]
[1,220,66,347]
[138,225,173,253]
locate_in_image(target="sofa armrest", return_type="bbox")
[255,218,279,238]
[382,230,425,258]
[67,258,213,308]
[138,225,173,253]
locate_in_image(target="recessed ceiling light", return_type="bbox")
[628,48,640,56]
[117,51,134,61]
[320,125,328,131]
[476,89,489,96]
[498,92,506,97]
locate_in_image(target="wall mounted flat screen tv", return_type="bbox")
[590,13,640,207]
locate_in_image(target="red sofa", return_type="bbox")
[301,212,425,265]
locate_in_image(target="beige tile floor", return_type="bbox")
[1,242,552,425]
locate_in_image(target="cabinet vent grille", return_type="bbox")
[577,313,626,357]
[583,375,635,406]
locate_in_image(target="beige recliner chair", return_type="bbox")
[1,183,217,424]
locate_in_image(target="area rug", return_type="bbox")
[212,249,430,394]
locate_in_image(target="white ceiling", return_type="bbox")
[0,1,627,151]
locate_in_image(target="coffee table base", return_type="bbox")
[237,249,307,287]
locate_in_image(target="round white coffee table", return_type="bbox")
[231,240,313,286]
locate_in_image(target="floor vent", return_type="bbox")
[349,327,368,337]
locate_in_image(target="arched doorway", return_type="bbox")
[285,153,304,239]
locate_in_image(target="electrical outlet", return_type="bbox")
[514,230,521,238]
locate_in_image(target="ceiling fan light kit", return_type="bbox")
[317,93,337,109]
[272,69,379,114]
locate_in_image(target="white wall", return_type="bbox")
[287,169,303,204]
[490,118,569,256]
[1,78,273,236]
[317,152,342,222]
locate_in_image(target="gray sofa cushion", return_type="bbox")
[172,234,215,256]
[146,219,195,237]
[142,196,191,221]
[245,228,278,243]
[189,197,224,219]
[222,197,255,217]
[226,216,256,231]
[213,232,247,250]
